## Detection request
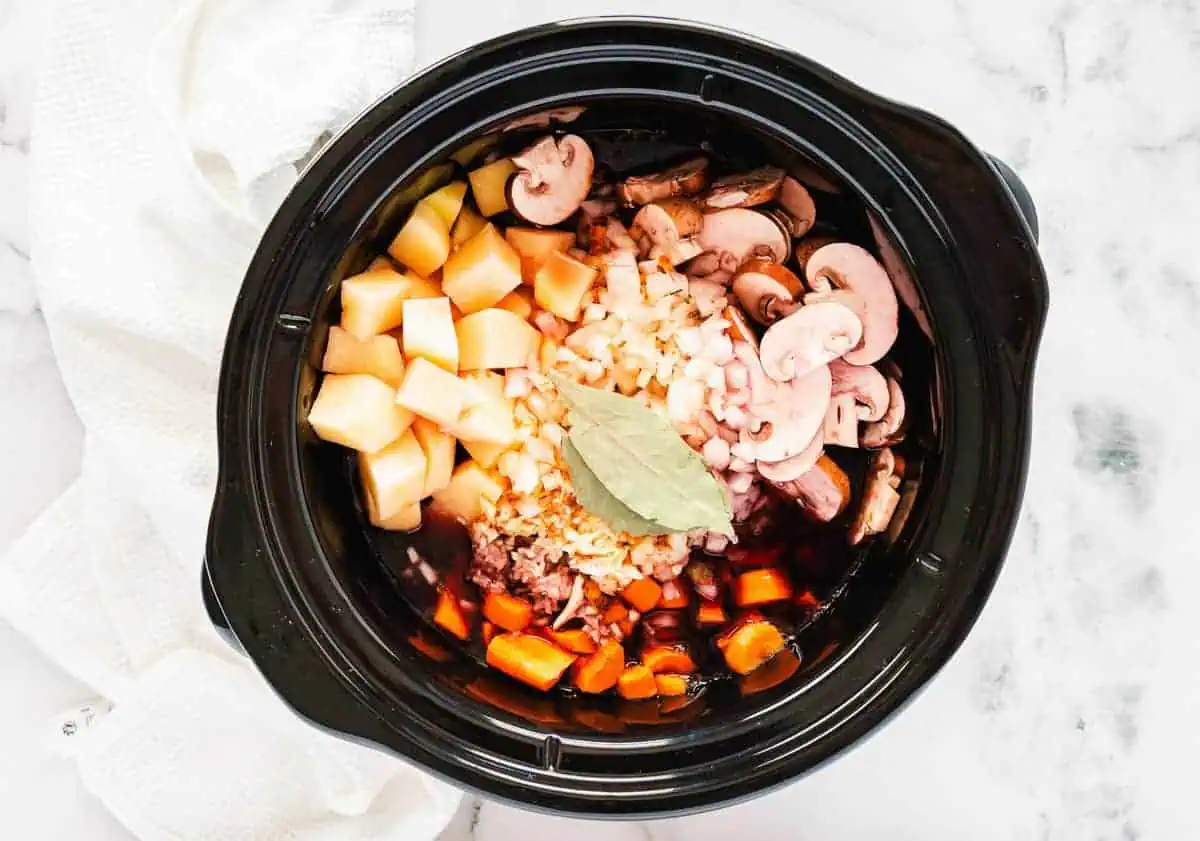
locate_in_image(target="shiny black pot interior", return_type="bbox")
[204,18,1048,818]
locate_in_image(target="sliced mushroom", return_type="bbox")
[744,365,832,463]
[804,243,899,366]
[702,166,785,209]
[619,156,710,206]
[777,177,817,237]
[758,301,863,382]
[508,134,594,226]
[685,250,740,287]
[501,106,586,132]
[732,259,805,326]
[824,360,890,448]
[793,235,838,280]
[697,208,791,269]
[633,199,705,267]
[764,453,851,522]
[756,432,824,483]
[849,448,903,544]
[861,375,906,448]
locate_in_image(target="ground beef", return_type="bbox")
[511,541,573,617]
[467,526,509,593]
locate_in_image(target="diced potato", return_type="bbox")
[467,158,517,217]
[441,225,522,314]
[307,374,413,453]
[367,493,422,531]
[455,308,540,370]
[321,326,406,386]
[461,438,509,469]
[446,389,517,447]
[461,371,506,403]
[534,251,599,322]
[359,429,427,520]
[395,357,465,427]
[401,297,458,372]
[341,268,440,339]
[432,461,504,522]
[496,287,535,320]
[412,418,455,496]
[450,204,488,249]
[422,181,468,228]
[505,227,577,284]
[387,201,451,277]
[367,255,394,272]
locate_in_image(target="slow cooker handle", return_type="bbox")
[987,155,1038,244]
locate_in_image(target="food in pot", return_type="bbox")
[305,125,915,700]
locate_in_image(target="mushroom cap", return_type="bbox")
[804,243,899,366]
[746,364,832,463]
[508,134,594,226]
[823,393,859,448]
[702,166,785,209]
[829,359,890,422]
[793,235,838,283]
[778,176,817,237]
[763,452,851,522]
[849,447,902,544]
[861,375,906,448]
[756,434,824,482]
[697,208,791,268]
[759,301,864,382]
[619,156,710,206]
[732,260,803,326]
[634,198,704,243]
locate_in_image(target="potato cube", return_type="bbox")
[307,374,413,453]
[422,181,468,228]
[455,308,540,370]
[496,288,535,320]
[441,225,522,315]
[366,255,395,272]
[432,461,505,523]
[359,429,427,520]
[461,438,509,469]
[505,227,577,284]
[366,493,422,531]
[321,326,406,387]
[395,357,465,427]
[387,201,451,277]
[412,418,455,496]
[446,390,517,447]
[467,158,517,217]
[450,204,488,249]
[400,297,458,372]
[341,267,440,339]
[534,251,599,322]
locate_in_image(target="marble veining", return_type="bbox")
[2,0,1199,839]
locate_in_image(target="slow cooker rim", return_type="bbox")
[206,16,1047,817]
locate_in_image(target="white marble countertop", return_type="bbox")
[3,1,1199,839]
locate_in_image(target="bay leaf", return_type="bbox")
[552,375,734,535]
[561,439,674,536]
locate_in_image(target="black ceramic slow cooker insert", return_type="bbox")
[203,18,1048,818]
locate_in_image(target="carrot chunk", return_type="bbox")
[482,591,534,632]
[573,640,625,694]
[695,600,727,626]
[617,664,658,700]
[481,621,498,646]
[734,567,794,607]
[602,601,635,636]
[433,588,470,641]
[546,627,598,655]
[722,621,786,675]
[657,578,690,610]
[654,674,690,697]
[642,645,697,675]
[486,633,576,691]
[621,577,663,613]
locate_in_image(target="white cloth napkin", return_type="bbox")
[0,1,464,839]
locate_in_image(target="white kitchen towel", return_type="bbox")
[0,0,464,839]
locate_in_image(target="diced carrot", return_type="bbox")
[716,611,766,652]
[734,567,794,607]
[546,627,598,655]
[795,589,821,609]
[739,649,801,696]
[584,580,603,604]
[695,600,727,626]
[573,640,625,694]
[481,621,497,646]
[482,591,534,632]
[486,633,577,691]
[654,674,690,697]
[642,645,697,675]
[722,621,786,675]
[621,577,663,613]
[657,579,690,610]
[433,589,470,641]
[617,664,658,700]
[602,601,634,636]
